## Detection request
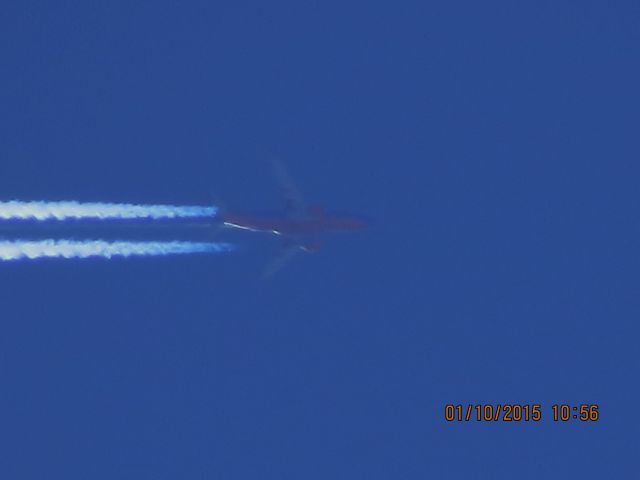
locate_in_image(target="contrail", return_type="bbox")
[0,201,217,221]
[0,239,234,261]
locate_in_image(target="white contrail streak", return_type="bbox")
[0,201,217,221]
[0,239,234,261]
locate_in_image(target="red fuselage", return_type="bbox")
[222,212,367,236]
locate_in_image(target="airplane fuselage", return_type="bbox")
[222,213,367,236]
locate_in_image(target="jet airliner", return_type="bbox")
[221,159,367,276]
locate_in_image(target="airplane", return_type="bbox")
[220,159,368,276]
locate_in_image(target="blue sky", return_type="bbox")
[0,1,638,478]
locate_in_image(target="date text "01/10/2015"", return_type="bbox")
[444,404,599,422]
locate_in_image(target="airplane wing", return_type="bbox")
[262,242,301,278]
[271,158,307,218]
